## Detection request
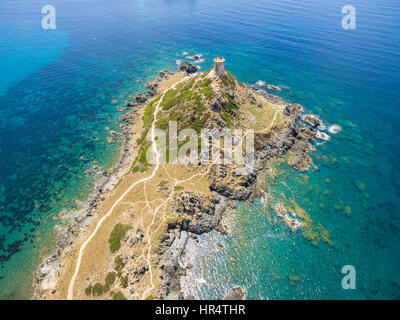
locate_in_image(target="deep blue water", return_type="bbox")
[0,0,399,299]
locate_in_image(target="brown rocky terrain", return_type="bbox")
[35,62,320,300]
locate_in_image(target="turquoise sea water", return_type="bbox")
[0,0,399,299]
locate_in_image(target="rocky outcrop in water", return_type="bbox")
[303,114,321,127]
[224,286,246,300]
[134,94,148,104]
[178,61,199,74]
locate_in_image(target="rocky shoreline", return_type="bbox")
[33,69,175,298]
[34,63,321,300]
[154,86,318,300]
[34,110,139,298]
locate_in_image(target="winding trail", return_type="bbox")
[67,77,188,300]
[67,77,279,300]
[140,156,218,299]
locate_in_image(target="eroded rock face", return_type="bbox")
[209,165,257,201]
[173,193,227,234]
[288,126,317,171]
[158,231,189,300]
[175,193,217,216]
[297,125,318,142]
[284,103,303,119]
[255,127,296,160]
[303,114,321,127]
[128,227,145,246]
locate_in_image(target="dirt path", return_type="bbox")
[67,77,280,300]
[67,77,188,300]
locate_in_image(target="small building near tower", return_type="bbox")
[213,57,226,77]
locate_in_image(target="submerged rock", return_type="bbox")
[224,286,246,300]
[316,131,330,141]
[107,136,117,144]
[256,80,281,91]
[186,54,203,60]
[328,124,342,134]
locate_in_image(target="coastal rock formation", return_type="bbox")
[125,100,138,108]
[35,61,326,301]
[224,286,246,300]
[303,114,321,127]
[145,80,158,92]
[159,69,174,80]
[256,80,281,91]
[173,193,228,234]
[34,93,142,298]
[134,94,148,104]
[145,70,175,97]
[35,256,60,295]
[209,165,257,201]
[284,103,303,119]
[178,61,199,74]
[288,126,317,171]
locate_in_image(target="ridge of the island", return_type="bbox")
[35,57,332,300]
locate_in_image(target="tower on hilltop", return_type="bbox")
[213,57,226,77]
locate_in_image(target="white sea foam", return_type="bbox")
[290,219,302,230]
[256,80,281,91]
[316,131,330,141]
[303,114,320,123]
[186,54,203,60]
[328,124,342,134]
[256,80,266,87]
[284,214,302,230]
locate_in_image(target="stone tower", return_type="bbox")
[213,57,226,77]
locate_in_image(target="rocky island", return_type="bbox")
[35,58,331,300]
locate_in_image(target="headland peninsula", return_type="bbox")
[35,58,334,300]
